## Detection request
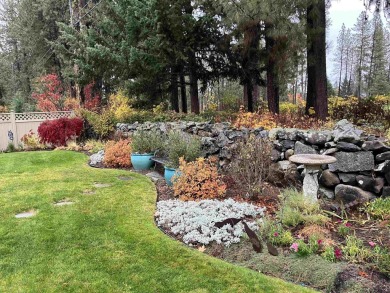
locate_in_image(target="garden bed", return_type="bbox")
[154,176,390,293]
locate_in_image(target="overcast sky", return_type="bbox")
[327,0,384,83]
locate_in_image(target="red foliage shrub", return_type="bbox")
[38,117,83,146]
[83,82,101,111]
[32,74,64,112]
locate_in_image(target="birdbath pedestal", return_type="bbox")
[289,154,337,202]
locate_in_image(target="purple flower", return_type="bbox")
[317,239,323,245]
[290,243,299,252]
[273,232,279,237]
[368,241,376,247]
[345,222,352,227]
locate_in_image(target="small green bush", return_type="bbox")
[322,246,337,262]
[131,130,164,154]
[277,189,329,227]
[165,131,202,169]
[365,197,390,220]
[80,109,115,139]
[261,218,294,246]
[342,235,371,263]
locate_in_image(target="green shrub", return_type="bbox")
[322,246,337,262]
[277,189,329,227]
[165,131,202,169]
[80,109,115,139]
[372,246,390,276]
[131,130,164,154]
[260,217,294,246]
[296,240,312,257]
[83,139,106,153]
[365,197,390,220]
[342,235,371,263]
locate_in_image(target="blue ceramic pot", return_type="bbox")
[164,166,180,186]
[131,153,155,170]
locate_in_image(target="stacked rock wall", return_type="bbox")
[116,119,390,202]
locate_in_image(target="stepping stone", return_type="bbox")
[117,176,133,181]
[93,183,112,188]
[54,200,74,206]
[146,171,164,183]
[15,210,37,219]
[83,190,96,195]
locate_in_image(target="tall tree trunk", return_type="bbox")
[306,0,328,120]
[242,22,261,112]
[180,71,187,113]
[170,67,179,113]
[188,51,199,114]
[265,24,279,114]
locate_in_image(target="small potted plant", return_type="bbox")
[131,130,163,170]
[164,131,202,186]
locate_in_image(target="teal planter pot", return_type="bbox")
[164,166,180,186]
[131,153,155,170]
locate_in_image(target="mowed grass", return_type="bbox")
[0,151,314,293]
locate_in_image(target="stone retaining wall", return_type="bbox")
[116,119,390,203]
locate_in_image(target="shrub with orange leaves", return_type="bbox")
[234,106,277,130]
[103,139,132,168]
[173,157,226,201]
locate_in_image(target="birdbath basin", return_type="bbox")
[289,154,337,202]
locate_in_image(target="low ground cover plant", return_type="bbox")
[21,130,46,150]
[155,199,265,246]
[38,117,83,147]
[365,197,390,220]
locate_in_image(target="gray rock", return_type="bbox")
[374,161,388,172]
[319,170,340,188]
[323,148,338,155]
[276,128,298,140]
[384,161,390,183]
[333,119,363,143]
[325,141,337,148]
[216,132,232,147]
[277,160,298,172]
[298,130,332,145]
[335,184,376,204]
[382,186,390,197]
[201,137,219,155]
[339,173,357,185]
[271,149,282,162]
[294,141,317,155]
[219,146,233,160]
[361,141,390,153]
[376,151,390,162]
[356,175,385,194]
[318,187,335,199]
[336,142,361,152]
[280,140,295,150]
[273,140,283,152]
[285,149,294,160]
[89,150,104,167]
[328,151,375,172]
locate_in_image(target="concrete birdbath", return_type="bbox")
[289,154,337,202]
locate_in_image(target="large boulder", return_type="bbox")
[328,151,375,172]
[361,141,390,153]
[335,184,376,204]
[333,119,363,143]
[356,175,385,194]
[382,186,390,197]
[319,170,340,188]
[276,128,299,140]
[294,141,317,155]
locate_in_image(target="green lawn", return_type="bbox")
[0,151,314,293]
